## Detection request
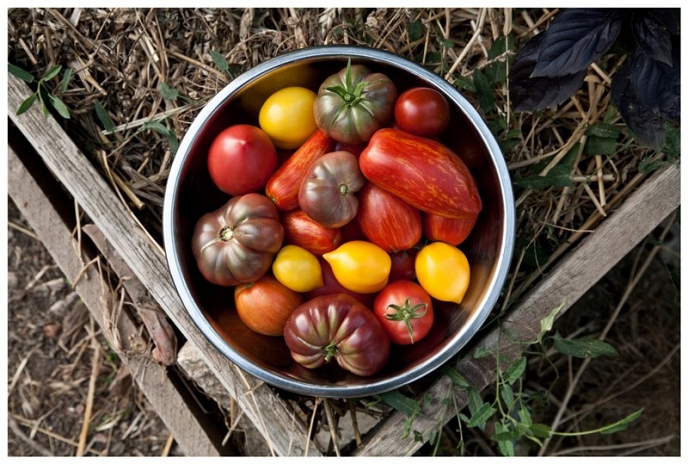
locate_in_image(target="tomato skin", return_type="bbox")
[389,248,418,282]
[356,182,422,252]
[283,294,391,376]
[359,128,482,218]
[207,124,277,196]
[314,62,397,144]
[259,86,318,149]
[394,87,451,138]
[373,280,434,345]
[298,151,365,228]
[282,209,343,255]
[265,129,335,211]
[322,241,391,294]
[415,242,471,304]
[423,212,478,246]
[192,194,284,286]
[272,245,324,293]
[305,258,376,308]
[234,275,304,336]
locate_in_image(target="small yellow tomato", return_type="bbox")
[322,240,391,294]
[272,245,323,293]
[259,87,318,149]
[415,242,470,304]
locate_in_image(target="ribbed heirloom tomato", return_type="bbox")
[283,294,391,376]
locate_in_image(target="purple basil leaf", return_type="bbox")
[647,9,679,35]
[630,37,680,122]
[611,62,666,149]
[531,9,623,78]
[511,34,586,111]
[632,13,673,65]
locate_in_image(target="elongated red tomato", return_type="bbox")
[356,182,421,252]
[282,209,343,255]
[265,129,335,211]
[359,128,482,218]
[423,212,478,246]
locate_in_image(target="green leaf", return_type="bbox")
[638,157,666,174]
[95,100,116,133]
[16,93,38,115]
[500,383,515,411]
[42,64,62,81]
[662,125,680,159]
[9,63,34,83]
[209,50,229,73]
[452,74,476,92]
[599,408,643,434]
[144,121,171,136]
[58,67,73,93]
[552,332,619,358]
[585,135,618,156]
[438,37,454,49]
[515,166,573,189]
[48,94,70,119]
[518,405,532,427]
[538,300,566,344]
[159,82,179,101]
[407,20,425,41]
[472,68,494,113]
[494,422,516,456]
[441,365,470,388]
[502,357,527,385]
[529,423,552,438]
[166,131,179,155]
[485,61,507,84]
[585,122,621,139]
[379,390,419,417]
[466,402,496,429]
[466,386,484,416]
[473,347,492,359]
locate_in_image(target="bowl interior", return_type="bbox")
[165,47,514,397]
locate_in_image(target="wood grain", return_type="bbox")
[354,162,680,456]
[8,146,223,456]
[8,74,321,457]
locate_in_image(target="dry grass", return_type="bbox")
[7,7,679,456]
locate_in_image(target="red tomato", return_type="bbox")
[373,280,433,345]
[389,248,418,281]
[394,87,451,138]
[234,275,303,336]
[207,124,277,196]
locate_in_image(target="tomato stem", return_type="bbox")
[219,226,234,241]
[323,340,338,363]
[385,298,428,344]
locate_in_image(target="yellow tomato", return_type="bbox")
[322,240,391,294]
[272,245,323,293]
[415,242,470,304]
[259,86,318,149]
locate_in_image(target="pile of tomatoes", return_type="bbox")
[191,59,482,377]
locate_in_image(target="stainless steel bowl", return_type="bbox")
[163,45,515,398]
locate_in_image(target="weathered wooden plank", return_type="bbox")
[7,145,224,456]
[354,162,680,456]
[8,74,321,456]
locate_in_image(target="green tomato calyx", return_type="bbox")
[323,340,339,362]
[325,58,368,107]
[385,298,428,344]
